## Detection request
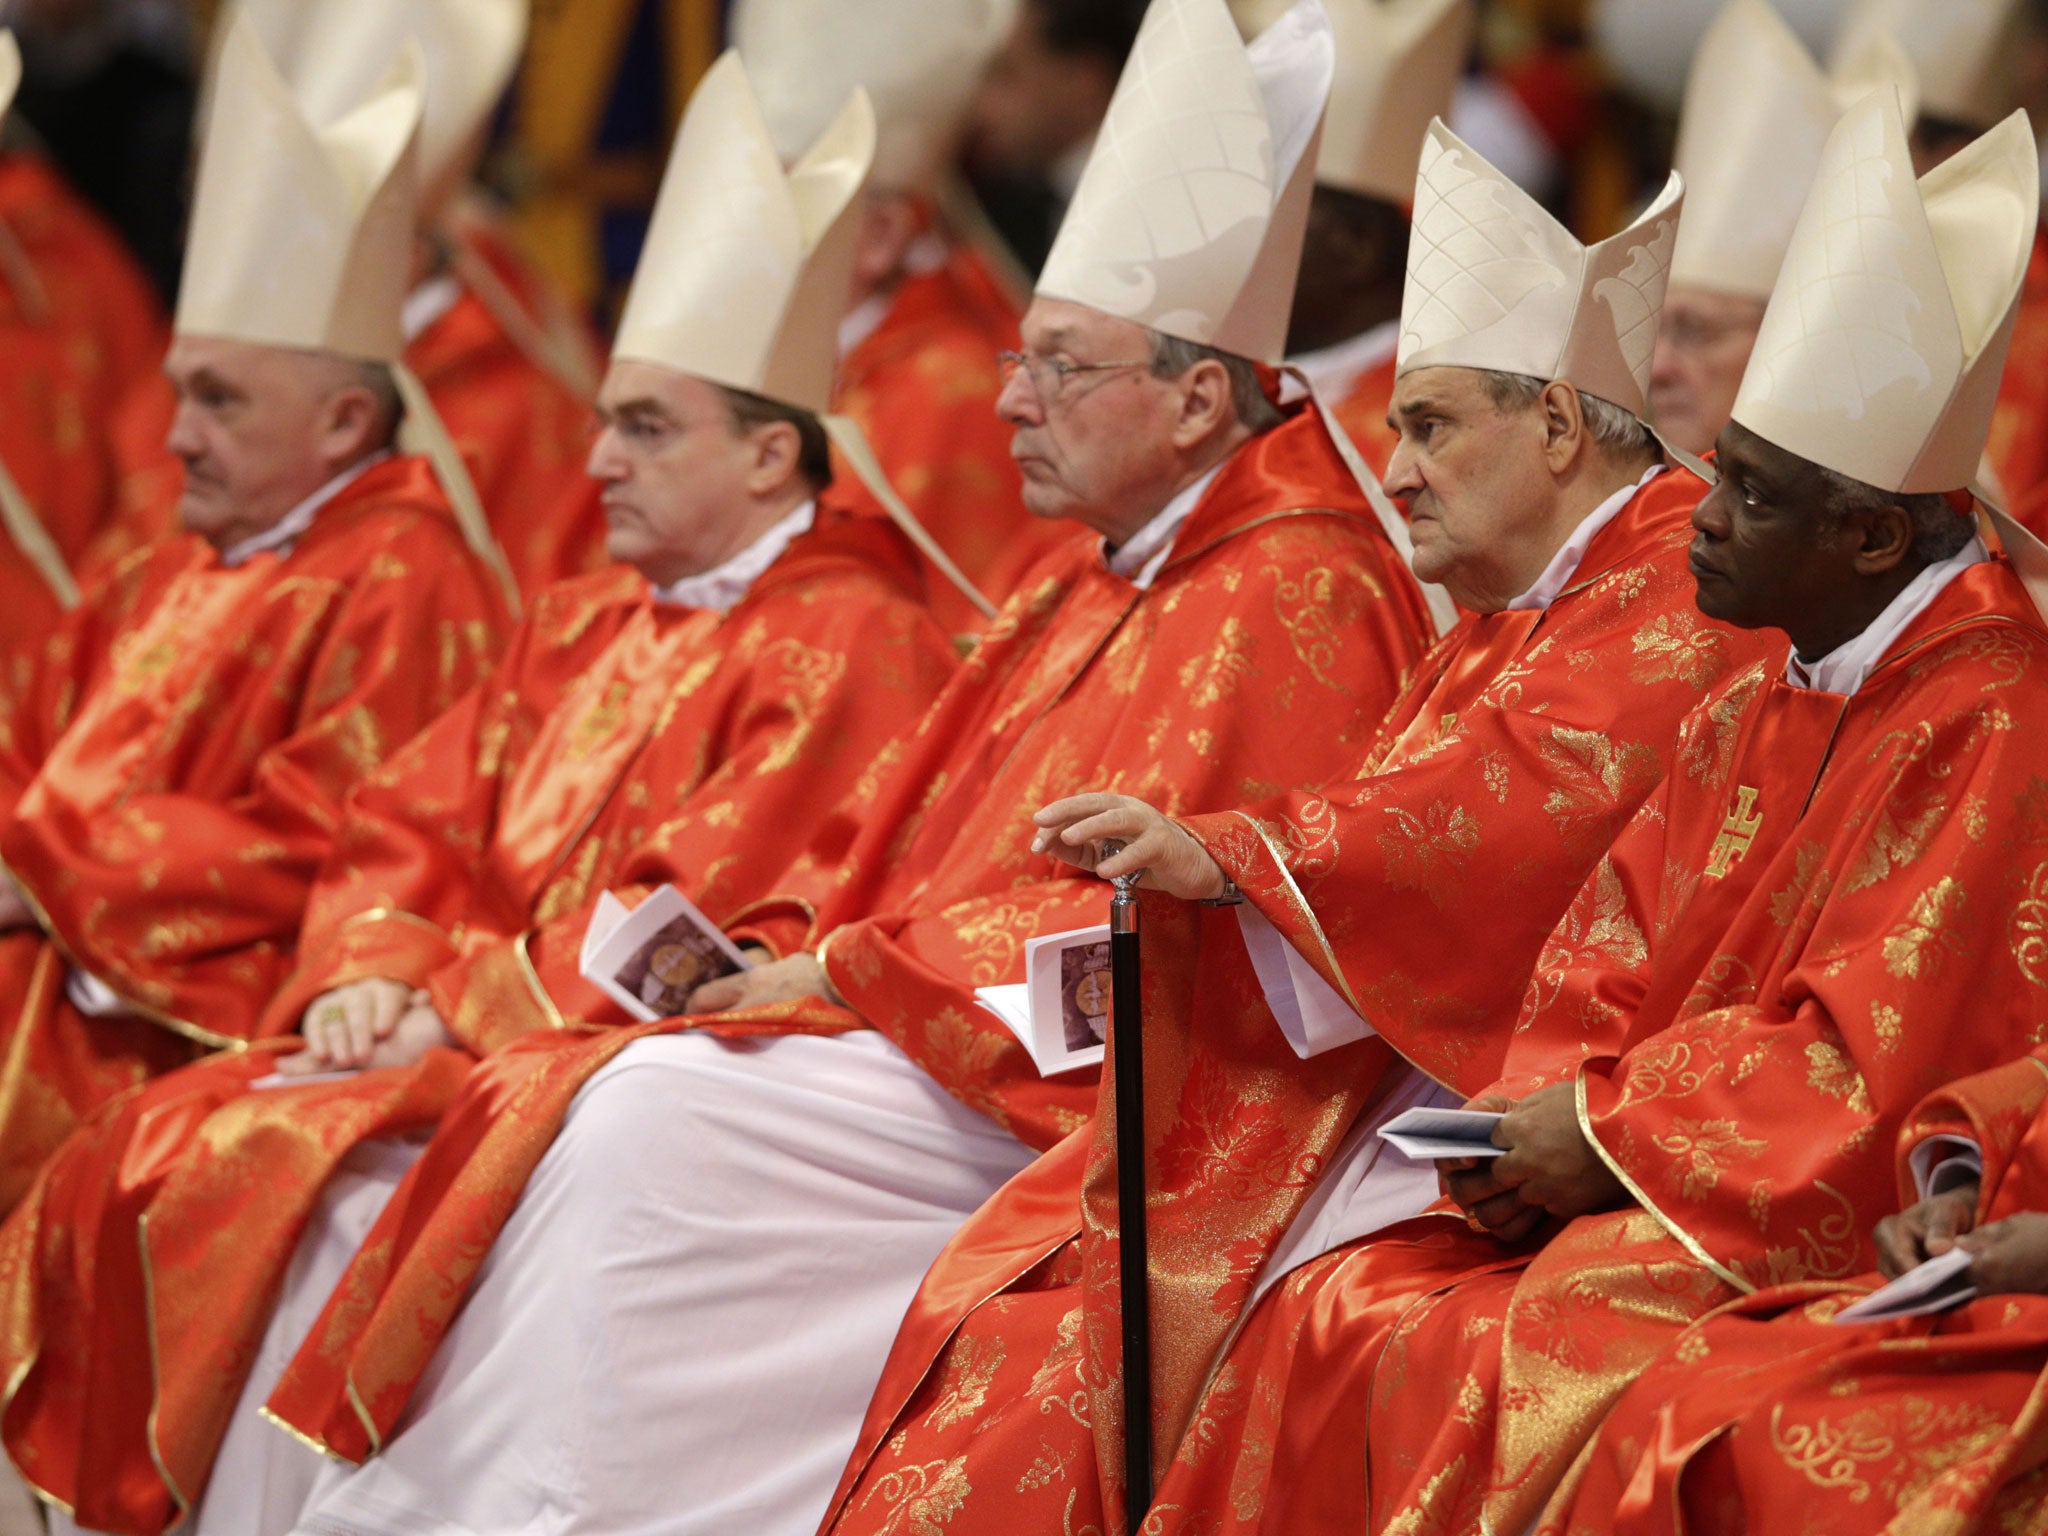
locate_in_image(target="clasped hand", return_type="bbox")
[1875,1185,2048,1295]
[1441,1083,1628,1244]
[1031,793,1228,901]
[277,976,454,1076]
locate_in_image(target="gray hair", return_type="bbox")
[1814,463,1975,564]
[1474,370,1658,460]
[1147,330,1286,434]
[354,361,407,447]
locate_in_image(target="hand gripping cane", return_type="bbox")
[1105,843,1153,1532]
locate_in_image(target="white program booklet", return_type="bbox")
[1377,1106,1507,1161]
[1831,1246,1977,1324]
[973,924,1113,1077]
[578,886,752,1022]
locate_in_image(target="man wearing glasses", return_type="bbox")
[234,5,1435,1534]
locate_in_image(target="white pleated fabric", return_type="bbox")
[278,1030,1037,1536]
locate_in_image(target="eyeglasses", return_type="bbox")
[997,350,1150,401]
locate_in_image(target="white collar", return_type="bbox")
[649,500,815,614]
[1286,320,1400,409]
[1787,535,1988,698]
[1106,464,1223,590]
[837,234,948,358]
[402,273,464,343]
[219,452,391,568]
[1507,464,1663,613]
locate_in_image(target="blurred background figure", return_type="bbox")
[0,25,161,666]
[964,0,1146,277]
[736,0,1057,633]
[1264,0,1473,472]
[0,0,192,300]
[1646,0,1914,458]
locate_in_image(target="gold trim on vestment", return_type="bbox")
[8,874,243,1051]
[513,928,569,1032]
[1574,1072,1753,1294]
[255,1404,352,1464]
[136,1214,194,1523]
[1224,809,1370,1020]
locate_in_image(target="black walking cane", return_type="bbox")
[1106,844,1153,1533]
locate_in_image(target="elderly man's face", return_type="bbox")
[163,337,373,551]
[1647,287,1766,459]
[999,298,1190,542]
[1384,367,1565,612]
[588,362,785,588]
[1689,420,1908,637]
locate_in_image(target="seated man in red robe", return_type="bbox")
[0,28,166,655]
[94,0,606,598]
[1545,1043,2048,1536]
[0,19,509,1215]
[0,57,960,1536]
[736,0,1056,633]
[1285,0,1468,476]
[807,46,1785,1536]
[1009,91,2048,1536]
[218,6,1438,1532]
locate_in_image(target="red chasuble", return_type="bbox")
[833,241,1067,633]
[1552,1049,2048,1536]
[1199,554,2048,1536]
[0,508,955,1535]
[0,153,168,641]
[254,404,1437,1469]
[0,454,506,1213]
[1990,231,2048,525]
[810,467,1783,1536]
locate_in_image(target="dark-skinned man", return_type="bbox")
[809,107,1784,1536]
[229,4,1438,1532]
[1277,0,1471,473]
[1063,88,2048,1536]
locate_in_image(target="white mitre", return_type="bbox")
[228,0,525,196]
[1831,0,2026,130]
[0,31,17,124]
[1732,90,2037,495]
[1398,118,1681,418]
[613,50,871,414]
[1673,0,1914,301]
[1318,0,1473,204]
[732,0,1012,195]
[1039,0,1331,367]
[177,14,421,364]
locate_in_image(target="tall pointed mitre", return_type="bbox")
[1732,90,2037,495]
[227,0,526,196]
[1831,0,2025,130]
[177,14,421,363]
[1673,0,1914,300]
[1036,0,1332,367]
[731,0,1012,195]
[612,50,871,414]
[1397,119,1682,418]
[1315,0,1473,203]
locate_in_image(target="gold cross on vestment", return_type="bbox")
[1704,786,1764,879]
